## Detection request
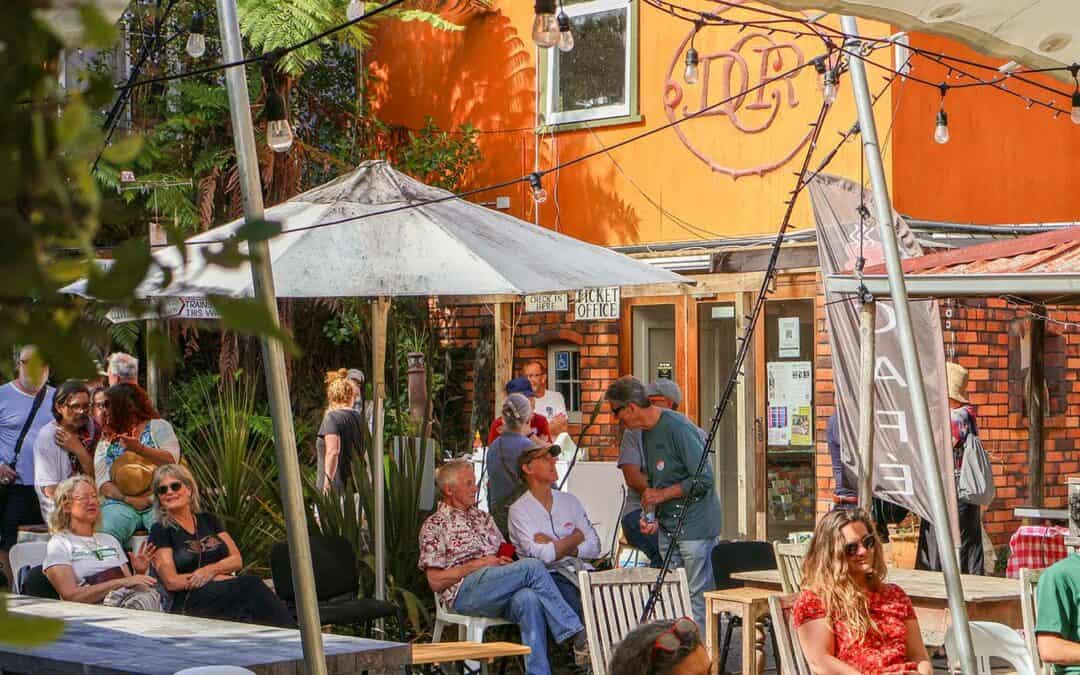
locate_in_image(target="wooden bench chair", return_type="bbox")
[1020,568,1052,675]
[773,541,809,594]
[768,593,811,675]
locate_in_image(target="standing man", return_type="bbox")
[106,352,139,386]
[0,346,55,587]
[524,360,568,438]
[605,376,720,627]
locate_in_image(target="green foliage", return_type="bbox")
[397,118,482,192]
[0,596,63,647]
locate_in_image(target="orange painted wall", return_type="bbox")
[892,33,1080,224]
[365,2,893,247]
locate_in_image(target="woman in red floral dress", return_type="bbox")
[793,509,932,674]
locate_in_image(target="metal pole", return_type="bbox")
[857,297,875,511]
[841,16,977,675]
[371,296,391,601]
[215,2,327,672]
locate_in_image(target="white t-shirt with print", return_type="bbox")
[534,389,567,421]
[43,531,127,585]
[93,418,180,489]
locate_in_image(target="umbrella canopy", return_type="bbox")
[65,161,686,300]
[762,0,1080,81]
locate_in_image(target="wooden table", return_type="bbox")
[1014,507,1068,522]
[1,595,409,674]
[411,641,530,674]
[733,569,1021,646]
[703,588,774,675]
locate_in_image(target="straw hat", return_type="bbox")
[946,362,970,404]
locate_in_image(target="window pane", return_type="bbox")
[552,350,581,412]
[554,8,627,114]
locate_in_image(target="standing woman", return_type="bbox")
[316,369,365,495]
[149,464,294,626]
[485,393,541,538]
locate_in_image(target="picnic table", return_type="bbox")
[1,595,409,674]
[733,568,1021,646]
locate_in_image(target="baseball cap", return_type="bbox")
[505,377,535,397]
[517,439,562,475]
[646,378,683,405]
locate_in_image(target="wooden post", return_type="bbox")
[371,296,391,601]
[857,298,876,510]
[735,292,758,539]
[494,302,513,411]
[145,222,167,410]
[1029,311,1046,507]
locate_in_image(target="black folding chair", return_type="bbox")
[711,540,781,673]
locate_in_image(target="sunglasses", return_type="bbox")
[611,404,626,416]
[844,534,877,557]
[156,481,184,496]
[650,617,698,663]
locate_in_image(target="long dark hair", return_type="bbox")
[103,383,159,436]
[52,380,90,423]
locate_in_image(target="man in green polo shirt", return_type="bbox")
[1037,553,1080,673]
[605,375,720,627]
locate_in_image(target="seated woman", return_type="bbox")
[794,508,932,675]
[149,464,294,627]
[43,475,159,607]
[94,384,181,548]
[607,617,711,675]
[508,440,600,619]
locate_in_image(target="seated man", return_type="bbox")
[419,459,587,675]
[508,440,600,619]
[1036,551,1080,673]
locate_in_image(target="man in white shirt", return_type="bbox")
[524,360,568,437]
[34,381,96,522]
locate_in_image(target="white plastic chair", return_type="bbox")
[8,541,48,594]
[432,592,516,673]
[944,621,1035,675]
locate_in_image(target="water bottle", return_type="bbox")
[644,505,656,524]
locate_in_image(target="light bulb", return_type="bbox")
[346,0,366,21]
[684,47,699,85]
[557,12,574,53]
[528,172,547,203]
[532,0,559,49]
[1072,91,1080,125]
[267,119,294,152]
[823,69,838,105]
[812,58,826,93]
[934,109,950,144]
[186,11,206,58]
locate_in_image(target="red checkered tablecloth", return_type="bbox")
[1007,525,1069,579]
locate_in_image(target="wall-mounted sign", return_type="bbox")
[779,316,800,358]
[575,287,620,321]
[657,361,673,380]
[525,293,568,313]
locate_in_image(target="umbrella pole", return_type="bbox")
[215,1,327,672]
[857,297,875,511]
[841,16,976,674]
[371,296,391,601]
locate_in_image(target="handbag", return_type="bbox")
[957,433,996,506]
[0,385,48,500]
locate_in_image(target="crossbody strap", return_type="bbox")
[8,385,48,469]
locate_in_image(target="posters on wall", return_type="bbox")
[766,361,813,446]
[778,317,801,358]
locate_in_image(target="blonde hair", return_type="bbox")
[325,369,355,409]
[801,508,888,643]
[49,475,101,533]
[501,393,531,433]
[151,463,201,529]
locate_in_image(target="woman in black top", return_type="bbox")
[316,369,364,494]
[148,464,294,627]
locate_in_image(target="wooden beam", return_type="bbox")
[712,246,820,274]
[621,273,766,298]
[1029,312,1046,507]
[736,291,758,540]
[439,294,521,306]
[494,303,513,411]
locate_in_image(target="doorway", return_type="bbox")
[632,305,676,383]
[698,302,739,540]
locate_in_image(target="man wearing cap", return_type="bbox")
[486,377,551,445]
[617,379,705,569]
[605,375,720,627]
[346,368,372,431]
[509,439,601,620]
[523,360,568,438]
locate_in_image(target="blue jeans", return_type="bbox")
[101,499,155,549]
[621,509,662,567]
[453,558,583,675]
[658,531,717,628]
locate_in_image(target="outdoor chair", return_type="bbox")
[773,541,809,594]
[21,565,60,600]
[945,621,1035,675]
[8,541,47,594]
[577,566,692,675]
[269,534,402,635]
[432,591,519,674]
[767,593,811,675]
[1021,568,1052,675]
[712,540,780,674]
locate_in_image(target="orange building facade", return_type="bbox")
[368,2,1080,544]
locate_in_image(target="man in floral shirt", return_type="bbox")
[419,459,586,675]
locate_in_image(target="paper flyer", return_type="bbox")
[779,316,801,358]
[767,361,813,447]
[790,405,813,446]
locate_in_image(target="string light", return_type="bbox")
[934,83,950,144]
[684,21,701,85]
[823,66,838,105]
[812,56,827,93]
[528,172,548,203]
[262,62,293,153]
[1070,64,1080,125]
[532,0,559,49]
[185,11,206,59]
[557,11,574,53]
[346,0,366,21]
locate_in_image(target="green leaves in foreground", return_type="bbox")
[0,596,63,647]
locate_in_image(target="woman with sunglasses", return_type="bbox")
[43,475,158,605]
[148,464,294,627]
[608,617,711,675]
[794,509,932,675]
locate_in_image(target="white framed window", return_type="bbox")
[539,0,639,129]
[547,343,582,422]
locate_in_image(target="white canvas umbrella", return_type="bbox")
[67,159,688,600]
